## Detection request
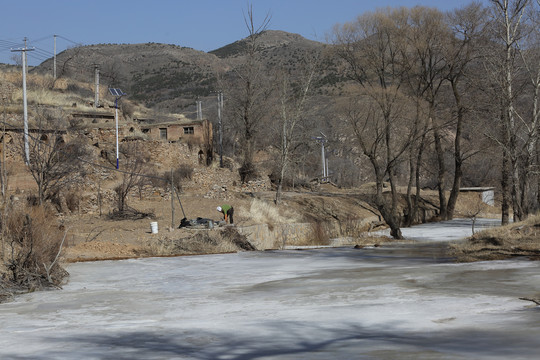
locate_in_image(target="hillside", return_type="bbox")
[33,31,343,116]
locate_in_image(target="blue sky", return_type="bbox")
[0,0,485,66]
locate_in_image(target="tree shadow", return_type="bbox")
[3,320,539,359]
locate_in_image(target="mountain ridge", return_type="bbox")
[32,30,338,114]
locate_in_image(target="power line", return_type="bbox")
[56,35,83,46]
[28,34,55,44]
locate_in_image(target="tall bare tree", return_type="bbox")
[226,5,272,182]
[515,0,540,216]
[486,0,530,223]
[403,6,454,219]
[333,8,415,239]
[444,3,489,219]
[273,54,318,204]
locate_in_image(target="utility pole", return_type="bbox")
[94,64,100,108]
[217,91,223,168]
[196,99,202,120]
[11,38,34,165]
[321,139,326,178]
[53,35,57,79]
[313,132,328,182]
[108,88,126,169]
[1,95,6,197]
[170,169,175,229]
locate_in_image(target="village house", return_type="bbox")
[137,118,212,145]
[69,111,212,148]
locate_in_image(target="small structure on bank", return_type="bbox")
[459,187,495,206]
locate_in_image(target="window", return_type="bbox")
[159,128,167,140]
[183,126,194,135]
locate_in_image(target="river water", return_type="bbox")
[0,219,539,359]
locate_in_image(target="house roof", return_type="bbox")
[138,118,207,129]
[459,187,495,192]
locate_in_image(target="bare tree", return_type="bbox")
[403,6,454,220]
[485,0,530,223]
[531,1,540,208]
[332,8,415,239]
[25,106,89,206]
[444,3,489,219]
[114,142,151,213]
[225,5,272,182]
[516,0,540,216]
[273,54,318,204]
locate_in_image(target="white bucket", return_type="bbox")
[150,221,158,234]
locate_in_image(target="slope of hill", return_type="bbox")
[33,31,344,115]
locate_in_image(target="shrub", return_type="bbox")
[309,221,330,246]
[175,164,193,181]
[155,165,194,193]
[239,162,257,183]
[64,191,81,213]
[2,205,68,290]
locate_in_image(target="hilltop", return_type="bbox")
[32,30,341,115]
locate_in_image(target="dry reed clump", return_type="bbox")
[27,73,56,89]
[143,227,256,256]
[52,78,69,91]
[453,192,498,219]
[0,70,21,84]
[244,198,300,229]
[448,214,540,262]
[1,204,69,292]
[335,217,372,238]
[304,221,330,246]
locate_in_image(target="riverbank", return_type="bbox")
[449,214,540,262]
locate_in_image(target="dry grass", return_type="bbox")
[1,69,151,118]
[453,192,499,219]
[1,204,68,294]
[243,198,300,228]
[307,222,330,246]
[449,214,540,262]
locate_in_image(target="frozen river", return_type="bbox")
[1,219,539,359]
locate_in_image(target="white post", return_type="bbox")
[11,38,34,165]
[115,98,119,169]
[197,100,202,120]
[321,141,326,178]
[326,158,329,180]
[22,43,29,165]
[218,92,223,168]
[53,35,57,79]
[94,65,99,108]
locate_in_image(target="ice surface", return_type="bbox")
[1,219,539,359]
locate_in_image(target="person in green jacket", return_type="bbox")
[216,204,234,224]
